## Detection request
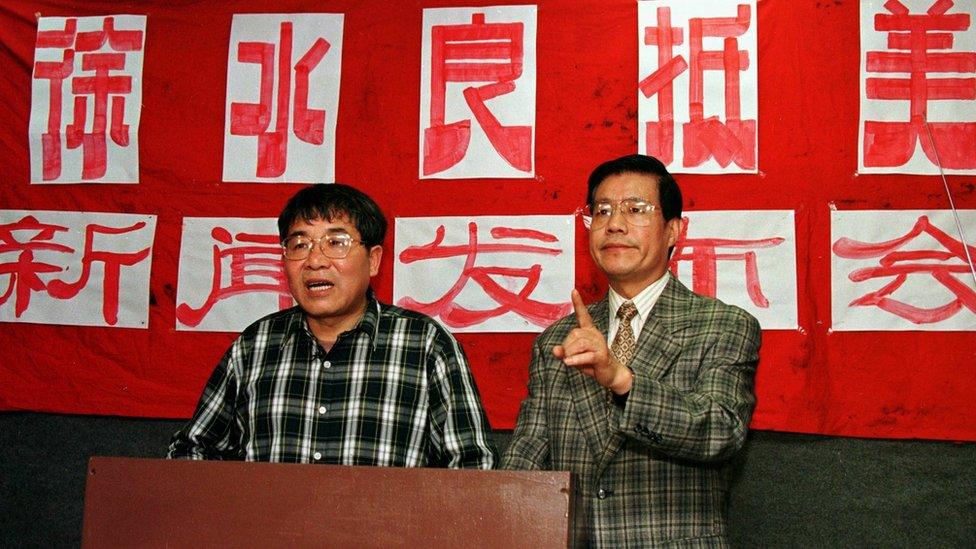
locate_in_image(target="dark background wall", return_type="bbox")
[2,412,974,547]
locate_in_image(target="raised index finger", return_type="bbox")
[571,289,594,328]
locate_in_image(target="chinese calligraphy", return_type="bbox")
[638,1,757,173]
[860,0,976,173]
[394,216,572,332]
[29,16,146,183]
[223,14,343,183]
[833,211,976,328]
[670,210,797,329]
[420,6,537,179]
[176,218,292,332]
[0,210,156,328]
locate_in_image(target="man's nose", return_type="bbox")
[304,241,333,267]
[606,205,628,231]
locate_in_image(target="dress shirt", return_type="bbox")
[168,293,497,468]
[607,272,670,343]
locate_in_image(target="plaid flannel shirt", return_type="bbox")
[169,294,497,468]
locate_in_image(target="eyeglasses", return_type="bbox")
[281,233,364,260]
[579,198,659,229]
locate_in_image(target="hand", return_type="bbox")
[553,289,633,395]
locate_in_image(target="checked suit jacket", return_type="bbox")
[502,276,761,547]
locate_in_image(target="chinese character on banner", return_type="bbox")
[859,1,976,174]
[637,1,757,174]
[420,6,537,179]
[394,216,572,333]
[28,16,146,184]
[0,210,156,327]
[223,14,343,183]
[669,210,796,329]
[832,210,976,330]
[176,218,293,332]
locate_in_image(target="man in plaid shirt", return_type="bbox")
[503,155,761,546]
[169,184,497,468]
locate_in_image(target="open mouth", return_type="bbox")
[305,280,335,292]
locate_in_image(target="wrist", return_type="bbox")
[609,365,634,395]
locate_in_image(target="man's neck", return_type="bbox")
[609,270,669,300]
[306,302,368,352]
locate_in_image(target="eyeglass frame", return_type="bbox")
[281,232,366,261]
[576,197,661,229]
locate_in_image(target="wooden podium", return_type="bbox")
[81,457,572,548]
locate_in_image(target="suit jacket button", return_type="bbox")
[597,489,609,499]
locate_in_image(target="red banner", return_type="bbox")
[0,0,974,441]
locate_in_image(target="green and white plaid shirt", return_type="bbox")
[169,293,497,468]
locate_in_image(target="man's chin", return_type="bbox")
[298,299,339,319]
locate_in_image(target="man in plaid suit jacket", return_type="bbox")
[502,154,761,547]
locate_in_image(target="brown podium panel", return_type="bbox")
[82,457,572,548]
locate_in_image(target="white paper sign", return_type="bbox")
[671,210,797,329]
[29,15,147,183]
[0,209,156,328]
[858,0,976,174]
[176,217,293,332]
[638,0,758,174]
[419,6,537,179]
[394,215,573,332]
[832,209,976,331]
[223,14,343,183]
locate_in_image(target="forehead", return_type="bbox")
[593,172,660,202]
[286,215,360,237]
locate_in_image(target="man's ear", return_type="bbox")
[368,245,383,277]
[666,216,683,247]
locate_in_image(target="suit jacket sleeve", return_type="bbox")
[500,336,553,470]
[618,304,761,463]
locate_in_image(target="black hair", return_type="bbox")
[277,183,387,247]
[586,154,683,221]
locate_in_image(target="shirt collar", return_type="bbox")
[608,272,670,324]
[290,289,381,350]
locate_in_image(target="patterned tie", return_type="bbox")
[610,302,639,367]
[606,302,638,423]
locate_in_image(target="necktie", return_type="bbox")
[607,302,638,422]
[610,302,638,367]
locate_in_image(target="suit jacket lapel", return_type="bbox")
[593,278,688,469]
[569,298,614,458]
[629,277,686,381]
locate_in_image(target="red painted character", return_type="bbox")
[0,215,150,325]
[424,13,531,175]
[669,216,784,307]
[398,223,570,328]
[833,215,976,324]
[863,0,976,169]
[230,21,331,178]
[176,227,292,328]
[640,5,755,169]
[33,17,143,180]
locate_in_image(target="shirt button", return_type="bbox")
[313,452,322,460]
[318,406,327,414]
[322,360,331,368]
[597,489,608,499]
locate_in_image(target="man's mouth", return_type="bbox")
[305,280,335,292]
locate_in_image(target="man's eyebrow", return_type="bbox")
[286,227,352,238]
[594,196,646,202]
